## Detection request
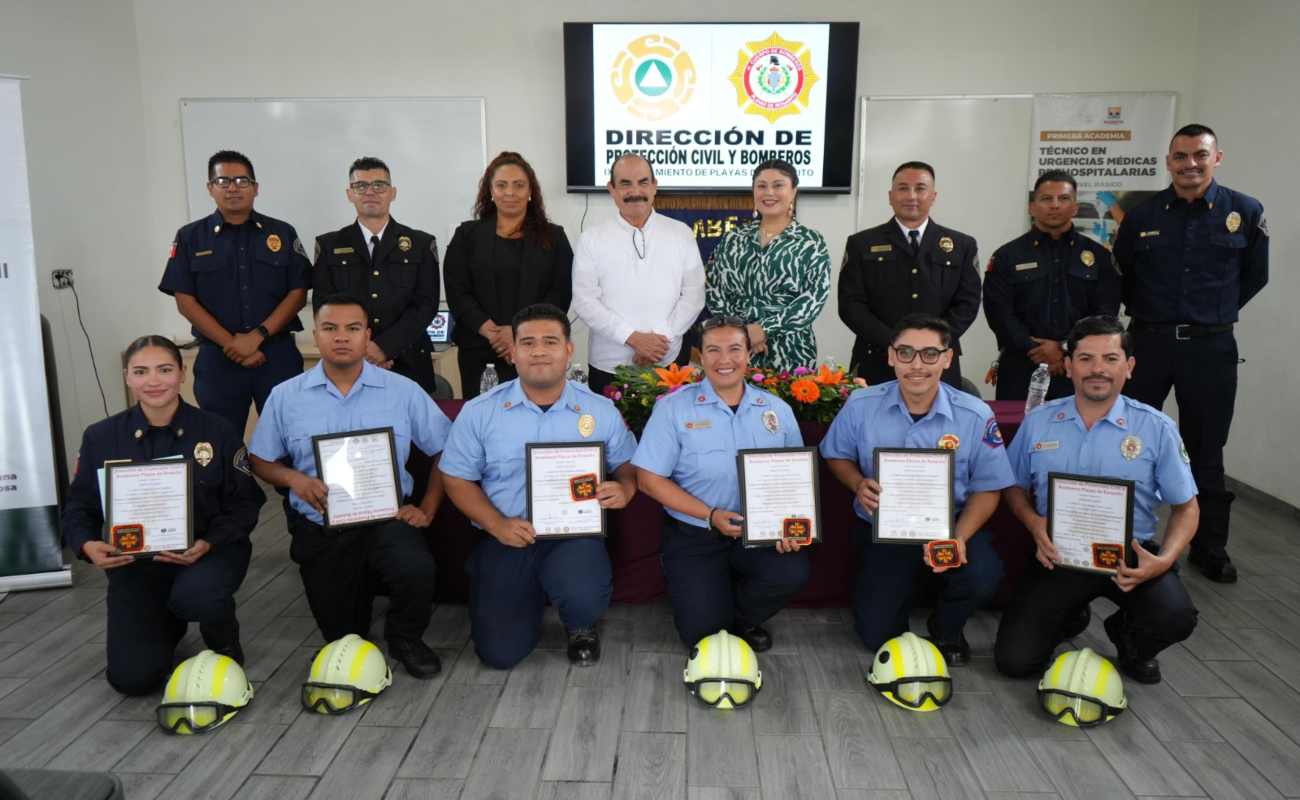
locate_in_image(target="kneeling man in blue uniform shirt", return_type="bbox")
[249,293,451,679]
[995,315,1199,684]
[821,313,1016,666]
[440,303,638,669]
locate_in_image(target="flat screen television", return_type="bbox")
[564,22,860,194]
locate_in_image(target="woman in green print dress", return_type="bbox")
[705,159,832,371]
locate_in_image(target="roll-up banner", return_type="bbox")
[0,77,71,590]
[1030,93,1176,247]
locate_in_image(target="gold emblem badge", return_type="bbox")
[578,413,596,438]
[939,237,954,253]
[937,434,960,450]
[194,442,214,467]
[763,409,779,433]
[267,234,282,252]
[398,236,412,252]
[1120,435,1142,461]
[1226,211,1241,233]
[1081,251,1096,267]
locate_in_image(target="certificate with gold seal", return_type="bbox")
[104,459,194,557]
[312,427,402,531]
[736,447,822,547]
[871,448,955,543]
[526,442,606,538]
[1047,472,1134,573]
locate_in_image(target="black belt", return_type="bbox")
[1129,321,1233,340]
[663,514,718,538]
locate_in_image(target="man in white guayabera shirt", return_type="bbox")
[572,154,705,395]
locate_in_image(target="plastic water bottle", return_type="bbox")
[1025,363,1050,414]
[479,363,499,396]
[824,356,837,371]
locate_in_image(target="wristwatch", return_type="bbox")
[255,325,271,338]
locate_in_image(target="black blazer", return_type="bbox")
[443,217,573,351]
[312,218,439,388]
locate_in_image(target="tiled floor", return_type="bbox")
[0,493,1298,799]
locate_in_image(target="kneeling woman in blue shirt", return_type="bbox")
[62,336,265,695]
[633,317,809,651]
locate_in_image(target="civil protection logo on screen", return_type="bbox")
[610,35,697,120]
[728,31,820,123]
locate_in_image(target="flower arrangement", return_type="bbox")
[746,363,867,423]
[602,361,865,434]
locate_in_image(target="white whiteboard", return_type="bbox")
[857,95,1034,399]
[180,97,487,329]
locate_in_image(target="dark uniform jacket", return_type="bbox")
[312,218,440,392]
[443,218,574,352]
[1114,180,1268,326]
[838,218,981,384]
[62,401,266,560]
[159,209,311,338]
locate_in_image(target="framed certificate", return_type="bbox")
[312,428,402,531]
[526,442,606,538]
[871,448,955,543]
[736,447,822,547]
[103,459,194,557]
[1047,472,1135,573]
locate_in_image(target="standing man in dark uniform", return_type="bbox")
[159,150,311,433]
[313,157,440,395]
[983,170,1121,401]
[839,161,982,388]
[1115,124,1269,583]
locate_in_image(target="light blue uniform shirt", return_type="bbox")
[819,381,1015,522]
[249,360,451,524]
[633,379,802,528]
[439,379,637,525]
[1007,394,1196,541]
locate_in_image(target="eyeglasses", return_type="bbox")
[301,682,384,714]
[349,180,392,194]
[156,701,241,734]
[209,176,254,189]
[891,345,950,364]
[869,675,953,709]
[700,316,745,332]
[632,227,646,259]
[1038,688,1126,727]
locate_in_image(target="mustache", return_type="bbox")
[623,195,648,202]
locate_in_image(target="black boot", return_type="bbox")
[926,614,971,667]
[1062,604,1092,641]
[1188,546,1238,583]
[732,622,772,653]
[389,639,442,679]
[1103,611,1161,684]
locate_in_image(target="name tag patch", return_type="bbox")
[1034,440,1060,451]
[870,244,892,253]
[1015,262,1037,271]
[684,420,712,430]
[1139,230,1160,238]
[333,247,356,255]
[194,250,213,257]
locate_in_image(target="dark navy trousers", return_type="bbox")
[193,337,303,433]
[851,520,1003,651]
[467,536,612,669]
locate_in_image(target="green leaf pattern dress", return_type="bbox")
[705,218,832,371]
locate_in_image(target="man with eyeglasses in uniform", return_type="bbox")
[160,150,311,433]
[313,157,441,395]
[821,313,1016,666]
[572,153,705,394]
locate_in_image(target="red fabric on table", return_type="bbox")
[408,398,1029,608]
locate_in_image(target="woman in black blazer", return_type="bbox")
[445,151,574,397]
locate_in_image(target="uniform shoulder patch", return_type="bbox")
[1260,213,1269,237]
[234,446,252,476]
[972,252,980,268]
[986,256,995,273]
[429,235,439,254]
[982,417,1004,448]
[313,239,321,263]
[294,237,308,258]
[1179,440,1190,463]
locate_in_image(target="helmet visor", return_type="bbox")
[1039,688,1125,727]
[870,676,953,709]
[301,681,381,714]
[157,702,237,734]
[687,678,759,709]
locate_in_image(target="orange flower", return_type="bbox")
[811,364,845,386]
[790,378,821,404]
[654,363,696,388]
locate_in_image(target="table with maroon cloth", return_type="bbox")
[409,399,1029,609]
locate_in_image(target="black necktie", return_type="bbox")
[908,229,921,256]
[370,235,380,259]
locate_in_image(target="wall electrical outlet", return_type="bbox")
[51,269,73,289]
